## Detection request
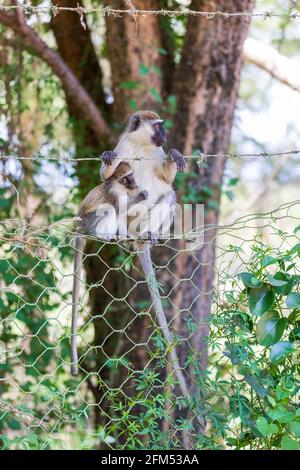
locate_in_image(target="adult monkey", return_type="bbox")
[100,111,185,239]
[100,111,189,397]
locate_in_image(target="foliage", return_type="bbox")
[209,239,300,450]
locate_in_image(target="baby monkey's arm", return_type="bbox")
[128,189,149,209]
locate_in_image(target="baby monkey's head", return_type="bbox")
[107,161,138,193]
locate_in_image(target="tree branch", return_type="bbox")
[244,37,300,93]
[0,10,114,145]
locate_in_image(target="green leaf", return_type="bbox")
[267,395,277,407]
[223,342,246,365]
[256,417,279,437]
[244,374,268,397]
[164,119,173,129]
[225,292,236,304]
[158,47,167,55]
[248,285,275,316]
[290,420,300,436]
[261,255,277,267]
[0,197,13,211]
[267,275,288,287]
[293,224,300,234]
[6,416,21,431]
[286,292,300,308]
[119,80,140,89]
[270,341,294,364]
[281,435,300,450]
[167,95,176,108]
[225,190,235,201]
[151,65,162,77]
[291,243,300,255]
[228,177,239,186]
[272,272,295,295]
[268,406,294,423]
[238,272,262,288]
[150,87,163,103]
[139,64,150,76]
[129,99,138,111]
[289,327,300,342]
[256,311,287,347]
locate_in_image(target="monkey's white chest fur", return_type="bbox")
[115,142,175,238]
[116,141,172,206]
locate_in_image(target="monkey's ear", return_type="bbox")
[129,114,141,132]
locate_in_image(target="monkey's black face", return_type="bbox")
[151,121,167,147]
[119,172,138,190]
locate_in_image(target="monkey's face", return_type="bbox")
[151,120,167,147]
[119,172,138,190]
[127,114,167,147]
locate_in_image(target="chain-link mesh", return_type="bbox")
[0,199,299,449]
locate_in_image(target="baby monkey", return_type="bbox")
[71,162,147,375]
[78,161,148,238]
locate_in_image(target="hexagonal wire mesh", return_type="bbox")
[0,197,299,449]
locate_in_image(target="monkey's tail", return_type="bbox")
[137,243,189,398]
[71,235,85,376]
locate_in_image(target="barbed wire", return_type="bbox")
[0,3,300,20]
[1,149,300,163]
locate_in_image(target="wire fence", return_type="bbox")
[1,148,300,163]
[0,197,299,449]
[1,3,300,20]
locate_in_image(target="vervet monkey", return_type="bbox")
[100,111,189,398]
[71,162,148,376]
[100,110,185,239]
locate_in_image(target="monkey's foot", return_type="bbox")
[101,150,118,166]
[147,232,159,246]
[168,149,186,172]
[98,233,117,242]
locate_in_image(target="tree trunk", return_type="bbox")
[170,0,255,372]
[104,0,171,121]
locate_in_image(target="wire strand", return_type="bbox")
[1,149,300,163]
[0,4,299,20]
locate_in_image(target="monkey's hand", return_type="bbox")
[168,149,186,172]
[138,190,149,201]
[101,151,118,166]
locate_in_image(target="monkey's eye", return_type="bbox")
[120,177,128,184]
